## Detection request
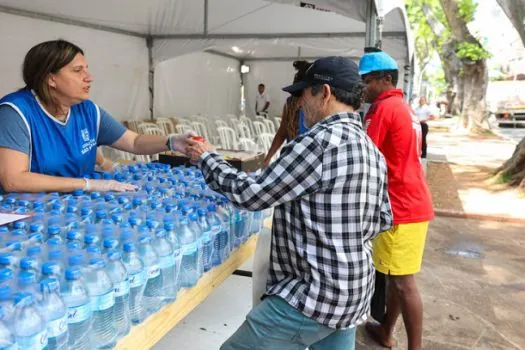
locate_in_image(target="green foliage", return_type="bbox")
[455,42,492,61]
[424,68,447,96]
[458,0,477,23]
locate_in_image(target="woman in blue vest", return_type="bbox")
[0,40,191,193]
[262,60,311,168]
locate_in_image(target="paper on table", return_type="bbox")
[0,213,31,226]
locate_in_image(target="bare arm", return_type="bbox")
[263,104,289,167]
[263,101,270,112]
[0,147,85,193]
[96,149,114,171]
[111,130,169,155]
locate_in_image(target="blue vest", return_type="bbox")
[0,89,99,178]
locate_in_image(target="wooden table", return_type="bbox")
[116,234,259,349]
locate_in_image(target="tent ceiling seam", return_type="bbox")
[153,31,406,40]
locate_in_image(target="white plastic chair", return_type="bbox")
[215,120,228,129]
[238,123,252,140]
[238,138,258,152]
[176,118,192,126]
[253,121,268,136]
[263,119,276,134]
[239,116,256,138]
[176,124,194,134]
[258,133,275,153]
[190,121,209,140]
[217,127,239,150]
[155,118,175,134]
[273,117,282,129]
[140,125,165,136]
[137,122,158,133]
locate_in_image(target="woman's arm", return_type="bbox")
[96,148,115,171]
[262,104,289,167]
[0,147,86,193]
[110,130,169,155]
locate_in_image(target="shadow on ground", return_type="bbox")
[356,217,525,349]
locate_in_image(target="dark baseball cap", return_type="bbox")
[282,56,361,95]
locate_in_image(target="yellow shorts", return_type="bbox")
[372,222,429,276]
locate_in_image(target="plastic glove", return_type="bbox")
[168,132,198,155]
[84,179,137,192]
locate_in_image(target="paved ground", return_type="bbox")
[156,217,525,350]
[496,126,525,144]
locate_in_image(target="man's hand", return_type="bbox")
[85,179,138,192]
[169,132,197,155]
[187,139,217,163]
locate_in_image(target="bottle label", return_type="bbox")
[202,230,212,243]
[115,280,130,297]
[148,264,160,279]
[159,255,175,269]
[48,313,68,338]
[91,290,115,311]
[17,330,48,349]
[211,225,221,235]
[67,303,92,324]
[182,242,198,255]
[129,271,147,288]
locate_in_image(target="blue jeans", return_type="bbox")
[220,296,356,350]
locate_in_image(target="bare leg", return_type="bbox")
[390,275,423,350]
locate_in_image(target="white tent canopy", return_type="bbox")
[0,0,413,120]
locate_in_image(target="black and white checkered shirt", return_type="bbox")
[199,112,392,329]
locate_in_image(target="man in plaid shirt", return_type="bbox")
[188,56,393,350]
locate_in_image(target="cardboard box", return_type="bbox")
[159,150,265,173]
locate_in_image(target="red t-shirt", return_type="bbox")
[364,89,434,224]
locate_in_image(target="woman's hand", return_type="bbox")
[187,139,216,163]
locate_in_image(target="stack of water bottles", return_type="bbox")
[0,163,267,349]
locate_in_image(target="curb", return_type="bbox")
[434,209,525,224]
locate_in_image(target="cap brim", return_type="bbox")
[282,80,309,94]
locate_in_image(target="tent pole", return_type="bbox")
[204,0,209,35]
[240,60,245,117]
[364,0,377,48]
[147,36,155,121]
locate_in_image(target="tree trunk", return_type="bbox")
[496,0,525,48]
[440,40,463,116]
[495,137,525,188]
[440,0,489,132]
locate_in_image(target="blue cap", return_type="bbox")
[207,204,217,212]
[5,240,22,251]
[86,246,101,255]
[66,206,78,214]
[11,229,26,237]
[0,286,11,300]
[358,51,398,76]
[65,267,81,281]
[164,222,176,231]
[197,208,207,217]
[51,202,64,210]
[40,278,59,293]
[123,242,136,253]
[139,235,152,244]
[189,213,198,221]
[29,223,44,233]
[14,292,34,306]
[20,258,37,271]
[0,227,8,234]
[129,217,142,226]
[47,237,63,247]
[107,250,121,261]
[42,261,60,276]
[283,56,361,95]
[67,241,82,251]
[18,271,36,286]
[48,226,61,236]
[81,207,93,216]
[13,221,27,230]
[84,234,98,245]
[95,211,107,219]
[72,189,84,197]
[119,222,131,230]
[104,194,116,202]
[27,246,41,257]
[91,192,101,199]
[89,258,105,269]
[68,254,84,266]
[48,249,63,261]
[103,238,118,249]
[16,200,30,208]
[146,220,160,230]
[0,268,13,282]
[67,231,82,241]
[92,172,102,180]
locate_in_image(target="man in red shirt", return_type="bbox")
[359,51,434,350]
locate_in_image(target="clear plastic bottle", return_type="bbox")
[178,217,201,288]
[106,250,131,338]
[197,208,214,272]
[206,204,228,266]
[138,235,162,316]
[61,267,92,350]
[153,230,176,304]
[20,257,42,281]
[0,305,16,349]
[39,279,68,350]
[17,271,39,296]
[122,242,147,325]
[0,285,14,326]
[12,293,48,350]
[41,261,63,291]
[85,258,117,349]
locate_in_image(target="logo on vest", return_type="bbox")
[80,128,96,155]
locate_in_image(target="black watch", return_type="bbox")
[166,137,172,151]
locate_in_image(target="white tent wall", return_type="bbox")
[154,52,241,119]
[0,13,150,121]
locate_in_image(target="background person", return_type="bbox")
[0,39,191,193]
[359,50,434,350]
[414,96,437,159]
[262,60,311,168]
[255,83,270,117]
[187,56,392,350]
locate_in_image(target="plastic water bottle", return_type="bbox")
[206,204,227,266]
[20,257,41,281]
[0,285,14,326]
[0,305,16,349]
[39,279,68,350]
[41,261,63,291]
[61,267,92,350]
[153,230,176,304]
[122,242,147,325]
[47,226,62,243]
[17,271,39,296]
[85,258,116,349]
[0,253,19,273]
[138,236,162,315]
[13,293,48,350]
[103,238,119,253]
[164,222,182,292]
[106,250,131,338]
[197,208,213,272]
[178,217,200,288]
